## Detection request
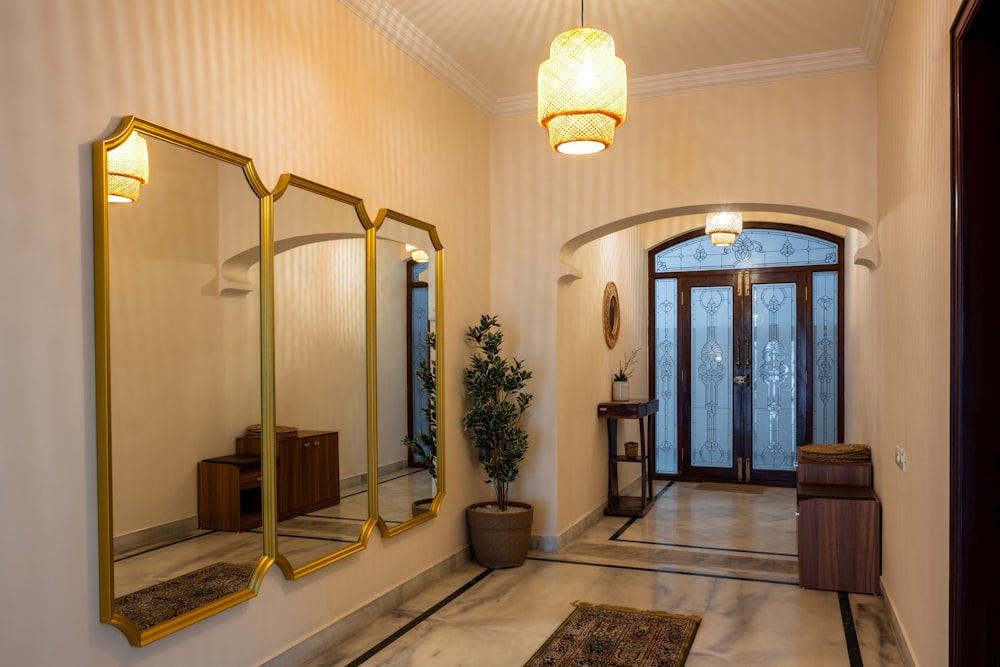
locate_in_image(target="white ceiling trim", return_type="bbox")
[861,0,895,64]
[494,48,874,117]
[341,0,892,119]
[340,0,498,114]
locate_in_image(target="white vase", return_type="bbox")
[611,380,630,401]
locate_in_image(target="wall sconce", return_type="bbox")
[705,212,743,246]
[406,244,429,263]
[537,2,627,155]
[107,130,149,202]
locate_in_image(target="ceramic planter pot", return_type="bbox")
[466,501,534,568]
[612,380,630,401]
[411,498,434,518]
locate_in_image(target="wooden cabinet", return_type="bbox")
[236,430,340,522]
[197,455,262,532]
[795,448,881,595]
[597,399,658,517]
[797,483,881,595]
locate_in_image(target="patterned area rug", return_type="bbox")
[114,562,255,630]
[525,602,701,666]
[695,482,767,494]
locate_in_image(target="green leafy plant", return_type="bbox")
[462,314,533,511]
[613,348,640,382]
[401,332,437,480]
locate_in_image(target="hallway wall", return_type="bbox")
[0,1,490,665]
[858,1,963,665]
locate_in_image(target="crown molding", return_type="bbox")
[860,0,895,64]
[340,0,497,115]
[342,0,889,119]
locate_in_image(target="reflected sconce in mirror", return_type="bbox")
[706,211,743,246]
[107,130,150,202]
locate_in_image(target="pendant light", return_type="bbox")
[705,212,743,246]
[107,130,150,203]
[537,1,627,155]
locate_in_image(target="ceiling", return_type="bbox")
[341,0,894,117]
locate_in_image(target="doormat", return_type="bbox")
[524,601,701,667]
[695,482,767,494]
[114,562,255,630]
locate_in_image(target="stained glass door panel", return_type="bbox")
[690,286,735,469]
[750,282,798,472]
[654,278,679,474]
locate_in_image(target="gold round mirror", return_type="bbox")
[603,281,620,349]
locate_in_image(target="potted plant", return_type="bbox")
[402,333,437,517]
[462,314,534,568]
[612,348,639,401]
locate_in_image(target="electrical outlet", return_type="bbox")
[895,446,907,472]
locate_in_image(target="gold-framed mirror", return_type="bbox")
[373,209,445,536]
[603,281,620,349]
[268,174,377,576]
[94,116,272,646]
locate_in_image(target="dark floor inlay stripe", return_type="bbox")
[345,567,494,666]
[838,591,865,667]
[526,555,798,587]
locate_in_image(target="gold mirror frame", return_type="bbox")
[94,116,273,646]
[373,209,445,537]
[95,117,444,645]
[270,174,378,578]
[603,281,620,349]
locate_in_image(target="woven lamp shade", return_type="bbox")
[706,212,743,246]
[107,130,149,202]
[538,27,627,155]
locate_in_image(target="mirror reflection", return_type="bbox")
[96,118,268,645]
[267,175,375,575]
[375,211,444,535]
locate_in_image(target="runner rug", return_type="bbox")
[524,601,701,666]
[114,562,255,630]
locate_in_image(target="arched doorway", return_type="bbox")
[648,224,844,485]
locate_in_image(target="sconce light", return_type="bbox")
[405,244,429,263]
[705,212,743,246]
[107,130,149,203]
[537,1,627,155]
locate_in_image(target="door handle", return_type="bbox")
[735,336,742,368]
[733,375,748,385]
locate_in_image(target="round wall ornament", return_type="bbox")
[602,282,620,349]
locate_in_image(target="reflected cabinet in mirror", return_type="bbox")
[267,175,377,577]
[94,117,271,646]
[374,210,445,536]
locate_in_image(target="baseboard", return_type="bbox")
[113,515,200,559]
[260,547,472,667]
[530,499,609,553]
[880,578,917,667]
[340,460,411,490]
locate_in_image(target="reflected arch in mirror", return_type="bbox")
[93,116,273,646]
[373,209,444,536]
[266,174,377,577]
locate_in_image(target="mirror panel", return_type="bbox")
[269,175,376,576]
[94,117,271,645]
[374,210,444,536]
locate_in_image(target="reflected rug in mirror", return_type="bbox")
[114,562,255,630]
[525,601,701,666]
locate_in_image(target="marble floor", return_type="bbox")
[300,481,906,667]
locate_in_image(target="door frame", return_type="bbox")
[951,0,999,662]
[648,223,845,484]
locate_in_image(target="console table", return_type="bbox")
[597,399,658,517]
